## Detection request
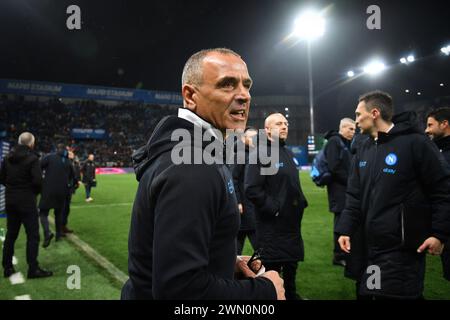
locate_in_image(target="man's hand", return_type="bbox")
[260,271,285,300]
[235,256,258,278]
[338,235,351,253]
[238,203,243,215]
[417,237,443,255]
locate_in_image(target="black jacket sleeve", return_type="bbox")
[245,162,280,217]
[413,135,450,242]
[335,154,362,236]
[325,137,347,185]
[230,163,244,204]
[31,157,43,194]
[151,164,276,300]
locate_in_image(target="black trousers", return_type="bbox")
[39,207,63,239]
[264,261,299,300]
[2,204,40,271]
[236,230,258,255]
[441,240,450,281]
[61,193,73,227]
[333,212,346,260]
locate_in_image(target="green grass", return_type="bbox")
[1,172,449,299]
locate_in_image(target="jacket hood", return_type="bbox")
[324,130,340,140]
[8,145,35,164]
[390,111,422,135]
[133,115,222,181]
[377,111,422,142]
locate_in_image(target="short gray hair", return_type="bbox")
[181,48,241,87]
[339,118,355,130]
[18,132,35,147]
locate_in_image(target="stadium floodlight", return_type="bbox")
[347,70,355,77]
[285,107,289,111]
[441,45,450,55]
[417,92,421,95]
[440,83,444,87]
[400,57,407,64]
[293,10,325,40]
[405,89,410,93]
[293,9,326,137]
[407,55,415,62]
[363,60,386,75]
[286,114,289,118]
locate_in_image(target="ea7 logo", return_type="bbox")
[366,265,381,290]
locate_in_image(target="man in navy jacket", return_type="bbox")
[121,48,284,300]
[337,91,450,299]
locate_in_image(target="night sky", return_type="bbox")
[1,0,449,131]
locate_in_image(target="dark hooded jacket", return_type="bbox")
[245,138,308,263]
[336,111,450,298]
[0,145,42,209]
[324,130,352,213]
[121,114,276,300]
[39,149,74,210]
[229,141,256,232]
[434,135,450,164]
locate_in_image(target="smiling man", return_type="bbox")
[121,48,284,300]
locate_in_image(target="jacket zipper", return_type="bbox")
[400,204,405,246]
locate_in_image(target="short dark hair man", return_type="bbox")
[81,154,96,202]
[337,91,450,299]
[425,107,450,281]
[121,48,284,300]
[0,132,53,278]
[324,118,355,267]
[245,113,308,300]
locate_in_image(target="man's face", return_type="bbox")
[184,53,252,133]
[425,117,447,140]
[88,154,94,161]
[266,114,289,141]
[355,101,376,135]
[340,123,356,141]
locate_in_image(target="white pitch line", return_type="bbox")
[9,272,25,285]
[48,217,128,285]
[14,295,31,300]
[70,202,132,209]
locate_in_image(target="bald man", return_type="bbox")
[323,118,355,267]
[245,113,308,300]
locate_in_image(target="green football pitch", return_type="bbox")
[1,172,449,300]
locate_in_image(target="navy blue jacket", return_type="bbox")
[122,115,276,300]
[336,112,450,298]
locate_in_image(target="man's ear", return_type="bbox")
[441,120,449,129]
[182,84,197,111]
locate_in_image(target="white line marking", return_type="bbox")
[14,295,31,300]
[48,217,128,285]
[9,272,25,285]
[12,256,18,265]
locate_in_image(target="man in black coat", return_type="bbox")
[121,48,284,300]
[245,113,308,300]
[324,118,355,267]
[337,91,450,299]
[39,144,74,246]
[0,132,53,278]
[425,107,450,281]
[81,154,96,202]
[230,127,258,255]
[61,150,80,234]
